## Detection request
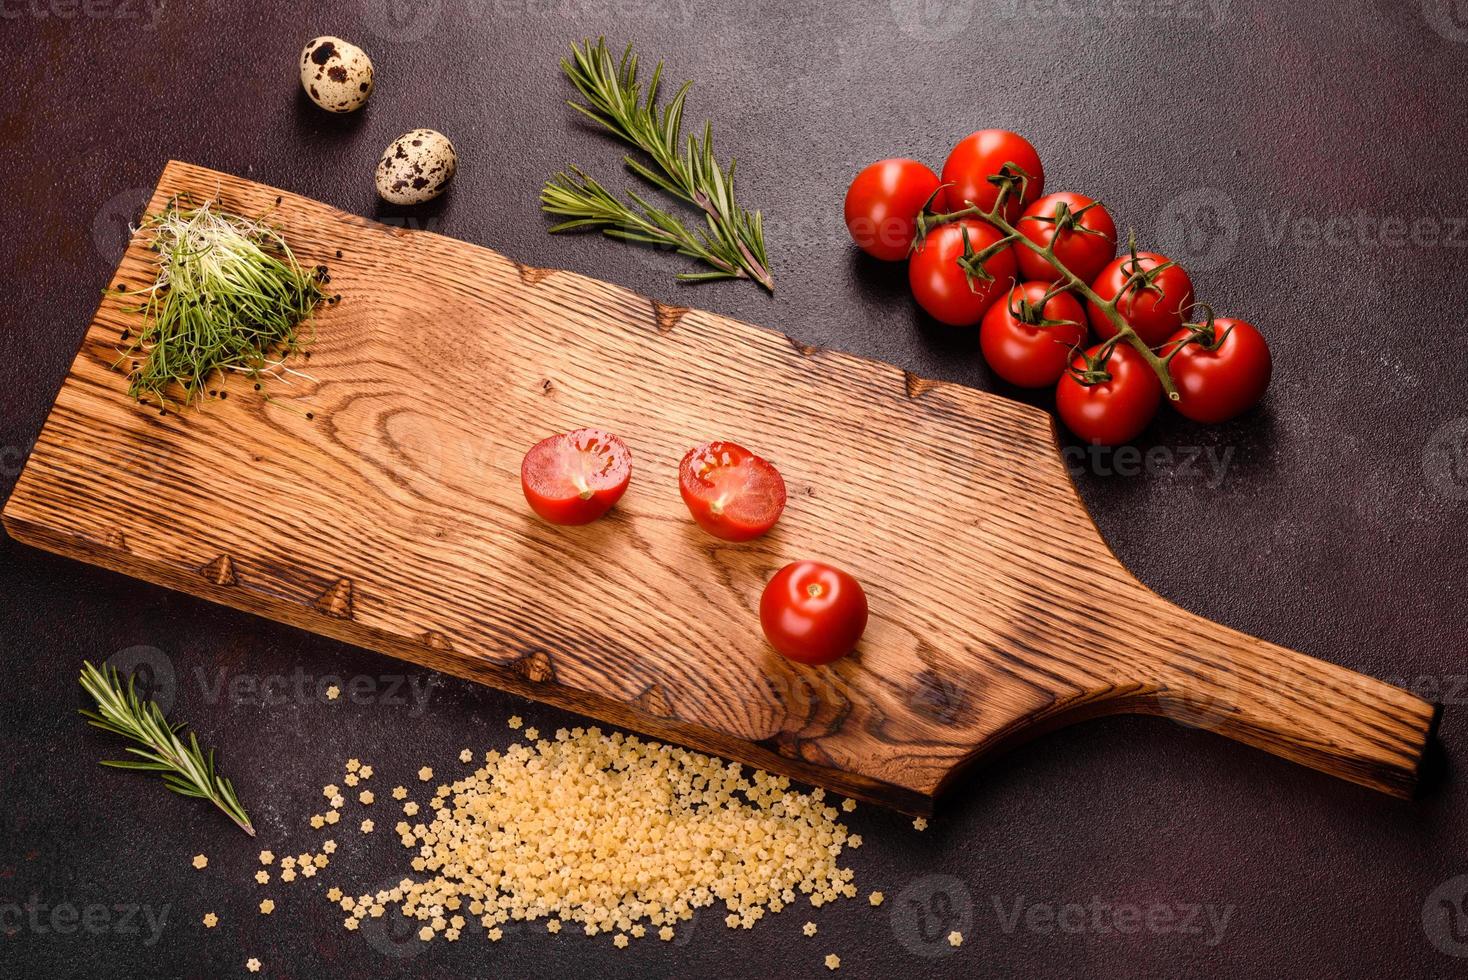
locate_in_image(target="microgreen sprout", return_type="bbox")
[117,195,323,409]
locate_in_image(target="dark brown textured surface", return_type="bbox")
[1,2,1466,978]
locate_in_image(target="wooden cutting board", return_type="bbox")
[3,161,1438,813]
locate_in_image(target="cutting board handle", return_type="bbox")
[1135,599,1439,798]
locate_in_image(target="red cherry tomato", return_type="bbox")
[939,130,1044,219]
[908,219,1017,326]
[521,428,631,525]
[760,561,869,665]
[1162,318,1272,423]
[843,159,941,261]
[1088,251,1195,347]
[1055,343,1162,445]
[1016,192,1117,285]
[979,282,1087,388]
[678,441,787,541]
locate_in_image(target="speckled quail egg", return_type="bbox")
[300,36,374,113]
[375,129,458,205]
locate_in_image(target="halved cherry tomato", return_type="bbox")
[939,130,1044,219]
[1088,251,1194,347]
[908,219,1017,326]
[1055,343,1162,446]
[979,282,1087,388]
[1162,318,1272,423]
[1016,192,1117,285]
[679,441,787,541]
[844,159,941,261]
[521,428,631,525]
[760,561,868,665]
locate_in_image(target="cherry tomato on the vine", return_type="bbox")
[760,561,869,665]
[679,441,787,541]
[908,219,1017,326]
[939,130,1045,219]
[1088,251,1195,347]
[979,282,1087,388]
[1055,343,1162,446]
[1162,318,1272,424]
[521,427,631,525]
[843,159,941,262]
[1016,192,1117,285]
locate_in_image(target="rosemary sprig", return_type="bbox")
[118,195,323,410]
[544,38,773,290]
[79,661,255,836]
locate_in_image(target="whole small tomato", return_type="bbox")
[521,427,631,525]
[939,130,1044,219]
[679,441,787,541]
[1055,343,1163,446]
[760,561,869,665]
[1162,318,1272,423]
[980,282,1087,388]
[908,219,1017,326]
[1088,251,1195,346]
[843,159,941,261]
[1016,192,1117,285]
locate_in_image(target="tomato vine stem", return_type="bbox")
[915,178,1182,400]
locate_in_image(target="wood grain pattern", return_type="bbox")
[2,162,1438,813]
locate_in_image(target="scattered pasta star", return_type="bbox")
[547,919,561,934]
[868,891,884,906]
[947,931,963,946]
[418,766,434,781]
[326,685,340,701]
[614,933,629,948]
[403,801,420,816]
[359,765,374,779]
[259,899,275,915]
[325,810,340,825]
[344,773,359,787]
[847,834,863,849]
[310,815,325,830]
[913,817,928,831]
[359,790,375,805]
[459,749,473,763]
[524,727,539,741]
[803,922,818,937]
[202,912,218,928]
[322,839,336,854]
[330,794,345,808]
[825,953,841,970]
[327,887,343,902]
[280,869,297,883]
[488,927,503,941]
[254,870,270,885]
[258,850,274,865]
[392,786,408,800]
[507,715,522,729]
[346,758,361,772]
[418,926,434,942]
[841,798,856,812]
[658,926,675,941]
[246,958,261,973]
[360,819,375,833]
[191,854,208,870]
[323,785,338,799]
[301,864,317,878]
